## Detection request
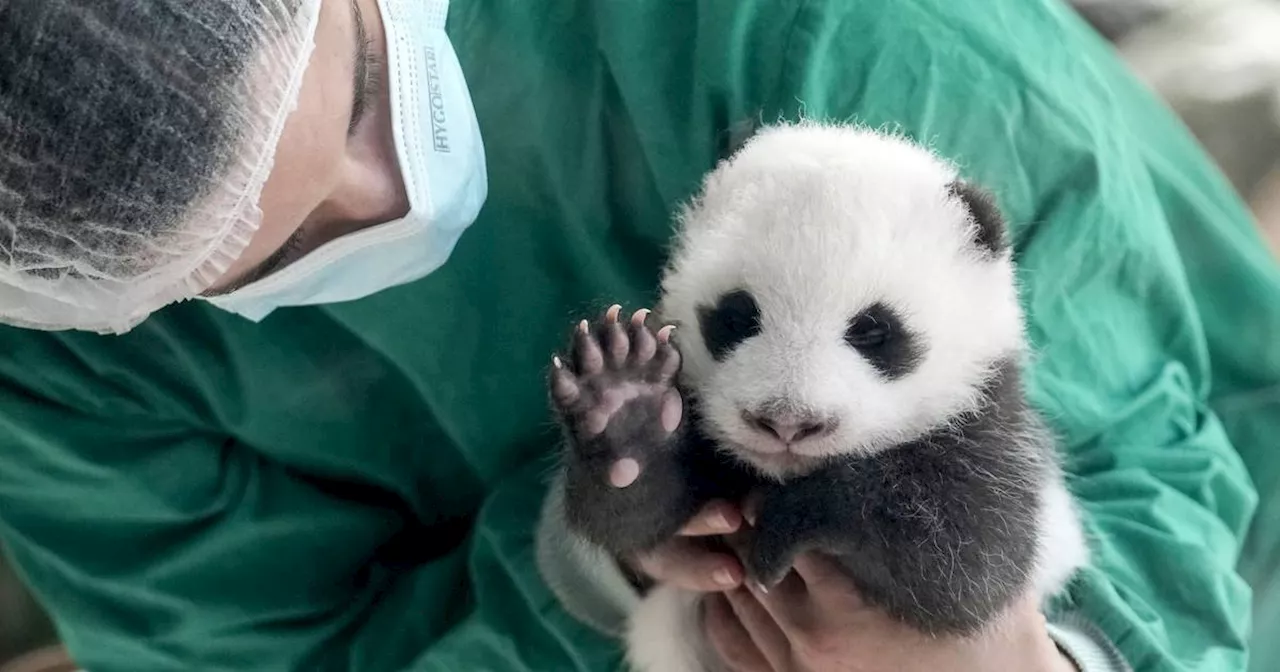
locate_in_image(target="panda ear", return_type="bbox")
[947,180,1008,256]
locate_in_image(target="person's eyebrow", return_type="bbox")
[348,0,374,136]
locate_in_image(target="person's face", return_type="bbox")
[207,0,406,293]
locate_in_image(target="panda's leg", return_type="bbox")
[547,305,706,555]
[626,586,723,672]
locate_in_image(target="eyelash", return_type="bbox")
[349,36,383,135]
[254,227,309,282]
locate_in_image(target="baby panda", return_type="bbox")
[547,122,1089,672]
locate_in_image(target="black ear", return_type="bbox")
[947,180,1008,256]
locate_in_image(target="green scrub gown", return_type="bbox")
[1,0,1277,670]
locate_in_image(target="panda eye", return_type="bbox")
[697,289,762,361]
[845,302,923,379]
[844,317,890,348]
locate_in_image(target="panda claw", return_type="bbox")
[550,363,580,406]
[573,322,605,374]
[604,320,629,367]
[630,316,658,363]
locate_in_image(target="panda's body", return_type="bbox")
[547,123,1089,672]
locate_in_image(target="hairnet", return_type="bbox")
[0,0,322,333]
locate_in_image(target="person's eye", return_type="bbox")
[348,6,382,136]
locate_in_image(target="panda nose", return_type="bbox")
[744,411,837,444]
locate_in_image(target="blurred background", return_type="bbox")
[1071,0,1280,254]
[2,0,1279,670]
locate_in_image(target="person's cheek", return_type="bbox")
[208,1,355,287]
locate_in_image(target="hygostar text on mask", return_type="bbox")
[425,45,449,153]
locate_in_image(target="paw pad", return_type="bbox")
[549,305,684,487]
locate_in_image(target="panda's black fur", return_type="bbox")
[546,122,1087,670]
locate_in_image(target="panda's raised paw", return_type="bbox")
[549,305,684,488]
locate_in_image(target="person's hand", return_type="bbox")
[703,551,1079,672]
[621,500,747,591]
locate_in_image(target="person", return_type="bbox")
[0,0,1276,671]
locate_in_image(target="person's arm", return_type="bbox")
[0,383,620,672]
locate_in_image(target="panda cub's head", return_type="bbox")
[658,123,1026,478]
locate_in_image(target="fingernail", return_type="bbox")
[552,356,562,369]
[754,581,769,594]
[711,512,732,530]
[713,569,736,586]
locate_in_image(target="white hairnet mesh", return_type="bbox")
[0,0,323,333]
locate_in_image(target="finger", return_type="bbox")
[678,500,742,536]
[792,552,863,607]
[602,305,630,367]
[725,588,792,672]
[653,330,681,382]
[630,309,657,362]
[660,388,683,433]
[549,357,580,406]
[742,490,765,527]
[572,320,604,374]
[633,538,744,592]
[704,594,773,672]
[748,567,815,636]
[581,406,610,436]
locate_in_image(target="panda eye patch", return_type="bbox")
[844,314,890,348]
[697,289,762,361]
[845,302,923,379]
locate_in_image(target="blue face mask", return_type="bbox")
[206,0,487,322]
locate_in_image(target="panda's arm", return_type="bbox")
[534,402,741,636]
[537,310,754,633]
[535,468,646,637]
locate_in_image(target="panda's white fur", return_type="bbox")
[617,122,1089,671]
[659,123,1026,477]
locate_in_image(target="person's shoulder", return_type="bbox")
[0,302,233,417]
